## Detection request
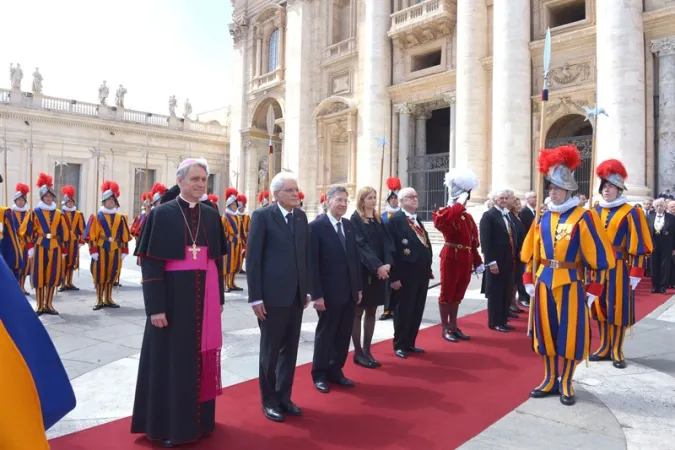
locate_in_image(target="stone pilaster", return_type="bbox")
[596,0,650,199]
[455,0,488,200]
[415,108,431,156]
[358,0,392,192]
[444,92,457,168]
[491,0,531,195]
[395,102,415,182]
[228,16,249,192]
[651,37,675,194]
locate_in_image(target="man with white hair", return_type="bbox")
[386,186,433,359]
[131,157,227,447]
[647,197,675,294]
[246,171,311,422]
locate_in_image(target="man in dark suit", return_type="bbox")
[387,187,433,359]
[647,198,675,294]
[480,189,516,332]
[309,186,362,393]
[517,190,537,307]
[246,172,311,423]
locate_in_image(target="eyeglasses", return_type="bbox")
[280,188,299,194]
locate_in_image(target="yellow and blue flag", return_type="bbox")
[0,255,76,449]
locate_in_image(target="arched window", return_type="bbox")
[267,28,279,73]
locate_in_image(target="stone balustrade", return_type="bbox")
[323,38,357,65]
[250,68,283,92]
[0,87,228,137]
[389,0,457,48]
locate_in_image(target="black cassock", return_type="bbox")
[131,197,226,444]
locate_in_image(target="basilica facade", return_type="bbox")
[229,0,675,219]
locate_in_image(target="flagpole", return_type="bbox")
[528,28,552,337]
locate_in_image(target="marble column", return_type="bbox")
[254,30,262,78]
[395,102,415,184]
[358,0,392,193]
[596,0,649,199]
[491,0,531,195]
[228,24,248,192]
[415,108,430,156]
[284,0,314,186]
[455,0,488,199]
[651,37,675,193]
[444,91,457,168]
[278,12,286,78]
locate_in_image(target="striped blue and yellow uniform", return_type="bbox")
[61,209,85,270]
[222,210,241,289]
[84,211,130,307]
[237,213,250,273]
[591,202,652,362]
[1,208,29,285]
[381,211,394,223]
[522,205,615,397]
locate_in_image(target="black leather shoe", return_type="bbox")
[612,359,627,369]
[518,300,530,308]
[503,324,516,331]
[508,312,519,319]
[69,285,80,291]
[280,402,302,416]
[589,353,611,362]
[511,306,525,313]
[490,325,509,333]
[394,349,407,359]
[453,329,470,341]
[660,289,668,294]
[93,304,104,311]
[530,387,559,398]
[329,376,355,387]
[314,380,330,393]
[443,330,459,342]
[262,405,285,422]
[354,354,377,368]
[651,288,658,293]
[160,439,174,448]
[560,394,576,406]
[407,346,425,354]
[365,353,381,367]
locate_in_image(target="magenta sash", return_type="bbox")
[165,247,223,402]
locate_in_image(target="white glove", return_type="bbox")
[457,192,469,206]
[121,253,127,261]
[525,284,535,297]
[629,277,640,290]
[586,293,598,309]
[92,253,99,261]
[475,264,485,274]
[28,248,34,258]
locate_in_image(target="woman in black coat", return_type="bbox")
[350,187,394,368]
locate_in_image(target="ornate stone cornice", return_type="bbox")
[415,107,432,120]
[394,102,416,115]
[651,37,675,57]
[443,91,456,105]
[229,15,249,44]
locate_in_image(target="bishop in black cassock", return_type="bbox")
[131,187,227,447]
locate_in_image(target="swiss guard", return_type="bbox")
[130,192,151,239]
[59,185,85,292]
[381,177,401,223]
[298,191,305,209]
[318,193,327,216]
[591,159,652,368]
[208,194,220,213]
[236,194,249,274]
[20,174,70,315]
[222,187,243,292]
[521,145,616,406]
[1,183,30,293]
[84,181,130,310]
[258,190,270,208]
[433,168,485,342]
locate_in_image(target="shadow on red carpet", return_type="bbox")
[49,281,667,449]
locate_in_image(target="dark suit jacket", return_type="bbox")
[386,210,433,283]
[350,212,394,274]
[246,204,310,307]
[309,214,362,305]
[479,207,515,294]
[518,206,535,232]
[509,211,526,255]
[648,212,675,252]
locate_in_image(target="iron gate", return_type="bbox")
[544,136,593,198]
[407,153,449,221]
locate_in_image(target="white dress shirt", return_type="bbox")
[402,209,425,245]
[326,211,343,234]
[655,213,665,232]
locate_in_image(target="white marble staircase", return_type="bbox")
[422,221,444,246]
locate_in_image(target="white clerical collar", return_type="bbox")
[599,195,628,209]
[62,206,77,212]
[99,206,117,214]
[11,204,28,212]
[278,203,291,217]
[179,194,198,208]
[37,201,57,211]
[548,196,580,214]
[327,212,342,226]
[402,208,417,221]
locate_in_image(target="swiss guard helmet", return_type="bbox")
[596,159,628,194]
[37,173,56,200]
[537,145,581,192]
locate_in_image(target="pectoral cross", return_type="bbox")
[189,243,201,260]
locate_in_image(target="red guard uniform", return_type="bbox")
[433,168,483,342]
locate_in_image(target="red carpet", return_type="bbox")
[50,282,668,450]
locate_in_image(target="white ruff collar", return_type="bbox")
[37,202,57,211]
[599,195,628,209]
[225,208,237,216]
[386,205,400,214]
[99,206,117,214]
[548,196,580,214]
[237,210,247,215]
[62,206,77,212]
[11,204,29,212]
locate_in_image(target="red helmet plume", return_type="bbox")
[151,183,167,196]
[537,144,582,174]
[208,194,219,203]
[36,173,53,188]
[319,193,326,204]
[596,159,628,180]
[298,191,305,200]
[61,185,75,199]
[15,183,29,196]
[258,190,270,203]
[110,181,121,198]
[236,194,247,204]
[101,180,112,193]
[225,187,238,199]
[386,177,402,191]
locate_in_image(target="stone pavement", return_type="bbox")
[34,242,675,449]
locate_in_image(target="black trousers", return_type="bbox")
[312,300,356,381]
[487,269,514,327]
[392,269,430,351]
[651,247,672,291]
[258,298,303,408]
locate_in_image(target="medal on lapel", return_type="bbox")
[402,238,408,245]
[403,248,411,256]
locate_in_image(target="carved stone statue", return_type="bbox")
[183,98,193,119]
[115,84,127,108]
[258,158,268,192]
[31,67,43,94]
[9,63,23,90]
[169,95,177,117]
[98,81,110,105]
